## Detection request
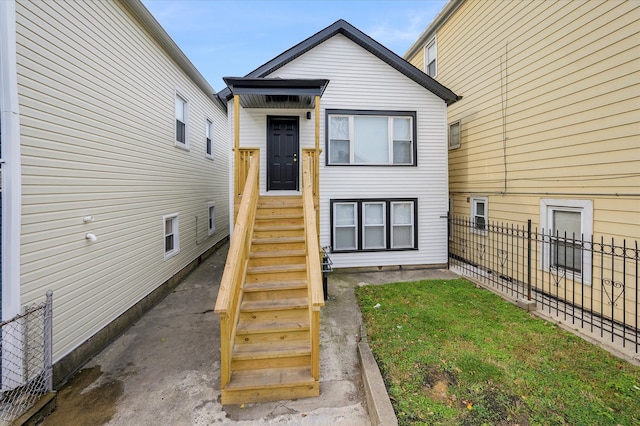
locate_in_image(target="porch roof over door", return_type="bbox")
[222,78,330,109]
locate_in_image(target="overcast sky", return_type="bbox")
[141,0,447,92]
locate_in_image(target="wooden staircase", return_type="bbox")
[222,196,320,404]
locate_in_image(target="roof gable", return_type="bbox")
[219,19,459,105]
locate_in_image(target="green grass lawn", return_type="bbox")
[356,279,640,426]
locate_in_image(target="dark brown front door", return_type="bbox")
[267,116,299,191]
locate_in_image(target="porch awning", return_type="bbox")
[222,78,330,109]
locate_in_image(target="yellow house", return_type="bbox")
[405,0,639,351]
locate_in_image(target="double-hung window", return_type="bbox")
[449,121,460,149]
[331,199,417,252]
[175,93,188,148]
[205,119,213,159]
[207,202,216,235]
[163,213,180,259]
[471,196,487,232]
[541,199,593,283]
[327,110,416,166]
[425,38,437,77]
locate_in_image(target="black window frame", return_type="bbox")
[325,109,418,167]
[330,198,418,253]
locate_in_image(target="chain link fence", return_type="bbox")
[0,292,52,425]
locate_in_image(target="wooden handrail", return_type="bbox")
[214,150,260,389]
[302,152,324,380]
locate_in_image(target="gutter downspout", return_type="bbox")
[0,0,22,322]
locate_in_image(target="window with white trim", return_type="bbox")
[327,110,416,165]
[163,213,180,258]
[471,197,487,233]
[208,202,216,235]
[331,199,417,252]
[425,38,437,77]
[540,199,593,283]
[175,93,188,148]
[449,121,460,149]
[205,119,213,159]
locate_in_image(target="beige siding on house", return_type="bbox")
[408,0,640,241]
[16,0,229,361]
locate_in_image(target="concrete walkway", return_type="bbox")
[40,242,458,425]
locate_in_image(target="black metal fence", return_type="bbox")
[448,216,639,354]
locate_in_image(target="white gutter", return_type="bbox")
[404,0,464,60]
[0,0,22,321]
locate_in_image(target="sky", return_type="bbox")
[141,0,447,92]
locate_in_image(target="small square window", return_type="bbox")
[471,197,487,233]
[208,203,216,235]
[205,119,213,159]
[163,213,180,258]
[449,121,460,149]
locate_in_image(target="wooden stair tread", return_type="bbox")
[251,236,305,245]
[236,319,309,334]
[243,279,307,292]
[226,366,314,391]
[249,249,306,259]
[233,341,311,359]
[254,224,304,231]
[241,297,308,311]
[246,264,305,274]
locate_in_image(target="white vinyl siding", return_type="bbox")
[262,33,449,267]
[16,0,230,362]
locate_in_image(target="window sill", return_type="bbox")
[205,154,214,160]
[164,249,180,260]
[175,142,190,152]
[332,247,418,254]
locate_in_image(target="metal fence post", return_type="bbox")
[44,291,53,392]
[527,219,532,301]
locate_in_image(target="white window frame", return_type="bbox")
[362,202,386,250]
[207,202,216,236]
[424,37,437,78]
[470,196,488,235]
[327,112,415,166]
[205,118,214,159]
[333,202,358,251]
[390,201,415,249]
[163,213,180,259]
[449,121,460,149]
[540,199,593,284]
[331,199,417,252]
[175,91,189,150]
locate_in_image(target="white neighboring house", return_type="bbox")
[0,0,229,385]
[219,20,459,268]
